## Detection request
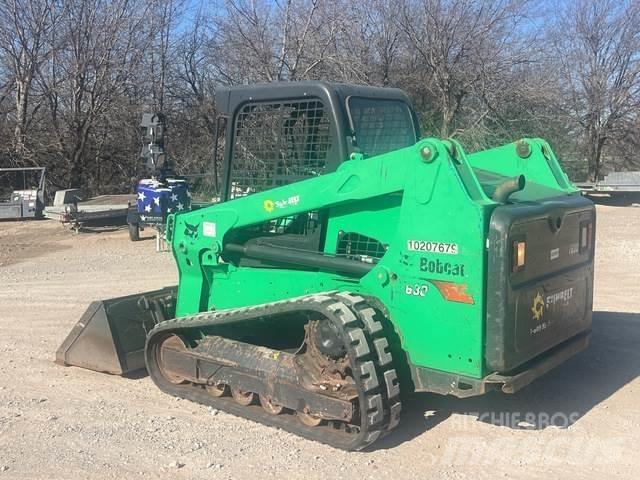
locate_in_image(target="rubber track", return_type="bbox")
[145,291,402,451]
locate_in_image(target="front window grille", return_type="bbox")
[229,99,331,199]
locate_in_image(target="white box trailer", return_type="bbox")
[0,167,46,220]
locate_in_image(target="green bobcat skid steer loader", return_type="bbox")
[56,81,595,450]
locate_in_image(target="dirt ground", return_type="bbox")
[0,203,639,480]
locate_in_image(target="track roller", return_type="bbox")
[259,395,284,415]
[297,410,322,427]
[231,387,255,406]
[206,383,227,397]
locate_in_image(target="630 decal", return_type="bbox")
[405,284,429,297]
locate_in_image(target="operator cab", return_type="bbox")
[215,81,420,202]
[214,82,420,263]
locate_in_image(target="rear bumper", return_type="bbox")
[411,329,591,398]
[485,329,590,394]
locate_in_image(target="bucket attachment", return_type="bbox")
[55,286,177,375]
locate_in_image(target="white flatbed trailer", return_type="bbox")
[44,194,135,232]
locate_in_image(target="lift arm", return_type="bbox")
[167,138,470,315]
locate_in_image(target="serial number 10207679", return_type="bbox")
[407,240,459,255]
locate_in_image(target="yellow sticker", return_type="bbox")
[263,199,275,213]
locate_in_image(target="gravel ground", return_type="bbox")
[0,203,639,479]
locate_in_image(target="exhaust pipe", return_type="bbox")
[492,175,526,203]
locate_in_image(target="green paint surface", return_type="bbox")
[167,138,578,380]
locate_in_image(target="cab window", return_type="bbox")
[347,97,417,157]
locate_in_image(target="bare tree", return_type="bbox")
[213,0,342,84]
[171,6,221,191]
[400,0,531,137]
[38,0,151,188]
[149,0,183,112]
[0,0,634,193]
[331,0,403,85]
[555,0,640,181]
[0,0,53,158]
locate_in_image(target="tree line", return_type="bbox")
[0,0,638,198]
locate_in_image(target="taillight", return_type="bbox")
[512,239,526,272]
[580,221,593,253]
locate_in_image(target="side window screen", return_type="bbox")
[229,99,331,199]
[348,97,416,157]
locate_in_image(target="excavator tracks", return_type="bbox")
[145,292,402,451]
